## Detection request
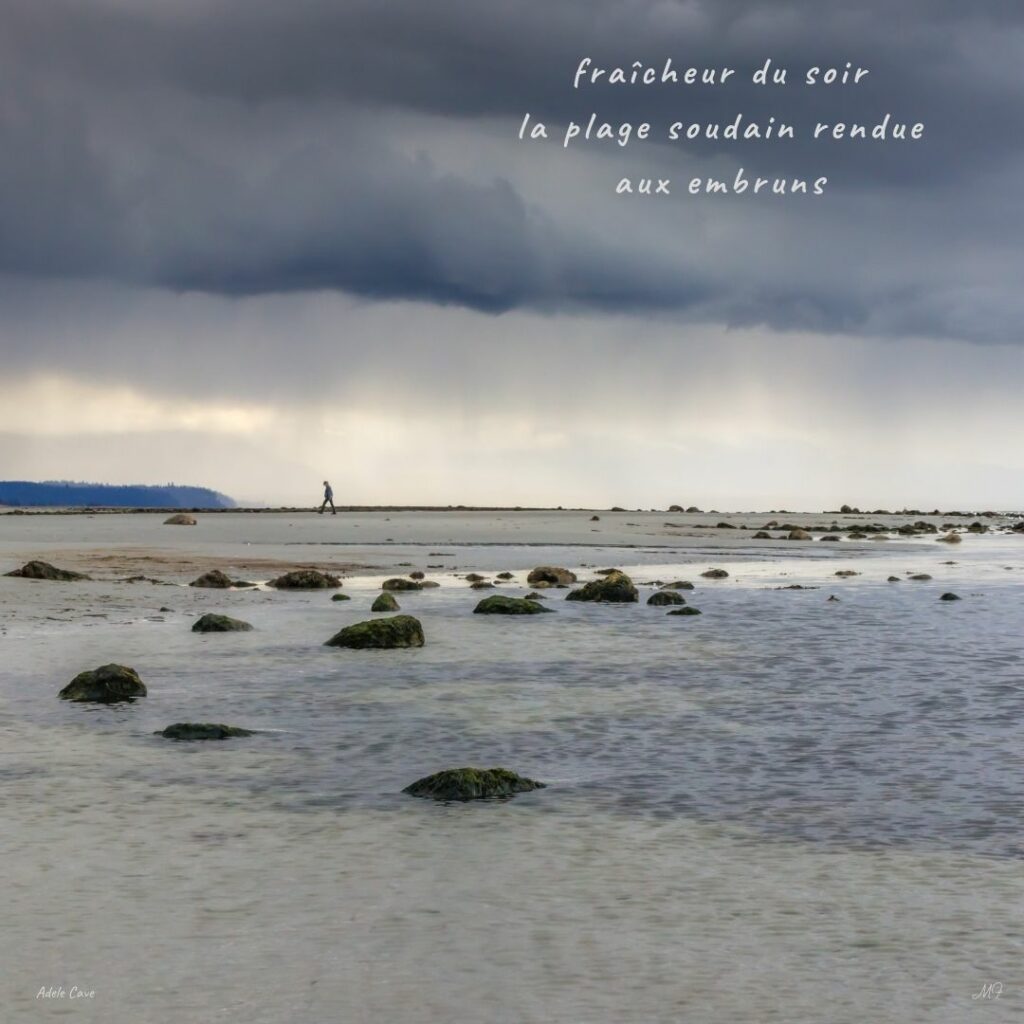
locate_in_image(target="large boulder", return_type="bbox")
[189,569,234,589]
[648,590,685,606]
[5,560,89,581]
[268,569,341,589]
[325,615,425,649]
[59,664,146,703]
[527,566,578,586]
[156,723,255,740]
[474,595,553,615]
[382,578,423,591]
[163,513,197,526]
[403,767,546,802]
[192,613,253,633]
[372,592,400,612]
[566,570,638,603]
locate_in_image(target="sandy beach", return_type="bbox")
[2,508,1022,1023]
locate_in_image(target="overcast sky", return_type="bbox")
[1,0,1021,508]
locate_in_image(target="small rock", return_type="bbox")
[909,574,933,581]
[409,571,425,580]
[403,767,545,802]
[192,613,253,633]
[156,723,255,740]
[667,607,702,616]
[788,529,813,541]
[474,595,554,615]
[939,592,962,601]
[163,513,197,526]
[189,570,235,589]
[887,576,901,583]
[753,531,772,539]
[661,581,695,590]
[701,569,729,579]
[524,592,546,601]
[648,590,685,606]
[372,592,400,612]
[464,573,487,583]
[835,570,860,577]
[496,572,514,580]
[527,566,578,586]
[382,578,423,591]
[331,593,351,601]
[325,615,425,649]
[937,533,962,544]
[6,560,90,581]
[59,664,146,703]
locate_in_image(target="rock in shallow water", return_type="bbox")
[382,578,423,591]
[647,590,685,606]
[474,595,553,615]
[325,615,425,649]
[59,664,147,702]
[156,723,255,740]
[701,568,729,579]
[372,592,400,612]
[6,560,89,581]
[940,592,962,601]
[189,569,235,589]
[566,570,638,603]
[163,513,197,526]
[668,607,702,616]
[268,569,341,590]
[403,767,546,802]
[192,613,253,633]
[527,566,578,585]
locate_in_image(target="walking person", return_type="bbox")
[318,480,336,515]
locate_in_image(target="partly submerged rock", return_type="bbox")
[156,723,255,740]
[382,577,423,591]
[6,560,89,581]
[566,570,638,603]
[403,767,545,802]
[648,590,685,606]
[464,573,487,583]
[163,513,197,526]
[940,592,962,601]
[331,592,351,601]
[835,570,860,577]
[937,533,962,544]
[701,568,729,579]
[372,592,400,612]
[474,595,553,615]
[192,613,253,633]
[661,580,695,591]
[527,566,578,586]
[668,606,702,616]
[909,574,933,581]
[496,572,514,580]
[524,592,546,601]
[189,569,234,589]
[470,581,494,589]
[59,664,146,703]
[268,569,341,590]
[788,529,813,541]
[325,615,425,649]
[753,531,772,539]
[409,570,425,580]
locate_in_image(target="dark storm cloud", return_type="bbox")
[0,0,1023,340]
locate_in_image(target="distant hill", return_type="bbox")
[0,481,236,509]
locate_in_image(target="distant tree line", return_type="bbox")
[0,481,235,508]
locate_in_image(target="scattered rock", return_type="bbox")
[403,767,545,802]
[566,570,638,603]
[156,723,255,740]
[189,569,235,589]
[590,515,601,521]
[527,566,578,585]
[474,595,554,615]
[325,615,425,649]
[753,531,772,539]
[331,593,351,601]
[835,570,860,577]
[661,581,695,590]
[827,595,841,602]
[937,533,962,544]
[496,572,514,580]
[464,573,487,583]
[163,513,197,526]
[372,592,400,612]
[59,664,146,703]
[419,580,441,588]
[909,574,933,581]
[887,576,901,583]
[524,592,546,601]
[594,568,621,576]
[409,571,425,580]
[939,592,962,601]
[701,568,729,579]
[820,535,841,542]
[788,529,812,541]
[382,577,422,591]
[667,607,702,616]
[192,613,253,633]
[6,560,90,581]
[648,590,685,606]
[268,569,342,590]
[471,581,495,590]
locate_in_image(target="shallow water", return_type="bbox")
[2,514,1022,1022]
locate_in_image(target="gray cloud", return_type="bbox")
[0,0,1022,341]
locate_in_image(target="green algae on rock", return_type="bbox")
[6,560,90,581]
[474,595,554,615]
[382,578,423,591]
[268,569,341,589]
[59,664,147,702]
[566,570,638,603]
[156,723,255,740]
[331,593,351,601]
[403,767,546,802]
[191,613,253,633]
[372,592,400,612]
[325,615,425,649]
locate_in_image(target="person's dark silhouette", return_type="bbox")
[319,480,336,515]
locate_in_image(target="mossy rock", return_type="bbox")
[372,592,400,612]
[527,566,577,585]
[163,513,197,526]
[192,613,253,633]
[403,767,546,802]
[325,615,425,649]
[331,593,351,601]
[59,664,146,702]
[156,723,255,740]
[566,570,638,603]
[6,560,89,581]
[474,595,554,615]
[647,590,685,606]
[268,569,341,590]
[189,569,234,589]
[701,568,729,579]
[668,607,702,616]
[382,578,423,591]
